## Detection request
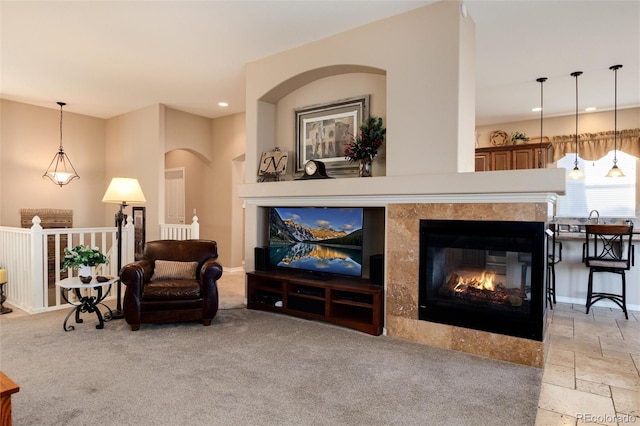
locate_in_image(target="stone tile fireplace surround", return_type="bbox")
[239,170,565,368]
[386,202,550,368]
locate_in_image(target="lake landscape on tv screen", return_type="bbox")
[269,207,363,277]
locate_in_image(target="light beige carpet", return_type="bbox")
[0,294,541,426]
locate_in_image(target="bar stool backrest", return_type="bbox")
[548,223,562,264]
[583,224,634,270]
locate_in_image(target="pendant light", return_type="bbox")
[536,77,547,168]
[606,64,624,177]
[567,72,584,179]
[43,102,80,187]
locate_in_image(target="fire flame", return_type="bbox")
[454,271,495,292]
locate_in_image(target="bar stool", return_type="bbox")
[583,223,634,319]
[546,224,562,308]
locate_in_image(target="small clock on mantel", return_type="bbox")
[296,160,332,180]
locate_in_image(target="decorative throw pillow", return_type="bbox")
[150,260,198,281]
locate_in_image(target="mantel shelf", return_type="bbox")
[239,169,566,205]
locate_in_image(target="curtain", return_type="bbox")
[550,128,640,162]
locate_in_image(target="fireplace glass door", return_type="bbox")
[419,219,546,340]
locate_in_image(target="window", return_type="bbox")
[556,150,636,217]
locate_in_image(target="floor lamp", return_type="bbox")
[102,178,146,319]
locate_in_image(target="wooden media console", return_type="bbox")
[247,270,384,335]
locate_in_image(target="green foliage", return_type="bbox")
[61,245,108,270]
[344,116,386,162]
[510,131,529,143]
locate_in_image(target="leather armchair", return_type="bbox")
[120,239,223,331]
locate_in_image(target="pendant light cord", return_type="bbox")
[610,65,622,166]
[536,77,547,168]
[57,101,66,152]
[571,72,582,168]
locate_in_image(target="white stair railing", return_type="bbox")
[0,216,135,313]
[0,215,198,314]
[160,215,199,240]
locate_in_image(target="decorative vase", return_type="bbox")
[359,159,372,177]
[78,265,92,284]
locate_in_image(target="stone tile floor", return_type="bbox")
[536,302,640,425]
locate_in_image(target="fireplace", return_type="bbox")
[419,219,546,341]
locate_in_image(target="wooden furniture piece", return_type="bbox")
[583,224,634,319]
[475,142,551,171]
[1,371,20,426]
[247,270,384,335]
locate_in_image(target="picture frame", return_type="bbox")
[258,148,288,181]
[132,207,146,260]
[295,95,369,176]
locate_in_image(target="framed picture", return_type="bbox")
[258,148,288,181]
[132,207,146,259]
[295,95,369,176]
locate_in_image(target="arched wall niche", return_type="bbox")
[260,64,386,104]
[164,147,211,164]
[257,65,387,178]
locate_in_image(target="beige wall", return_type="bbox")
[211,113,246,268]
[164,112,246,268]
[164,149,208,225]
[104,104,164,242]
[166,107,213,162]
[245,0,476,182]
[164,105,216,246]
[1,100,246,270]
[0,99,106,228]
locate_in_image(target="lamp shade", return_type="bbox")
[567,166,585,179]
[605,164,625,178]
[102,178,146,204]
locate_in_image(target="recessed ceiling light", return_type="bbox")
[585,107,597,112]
[532,107,542,112]
[218,102,229,107]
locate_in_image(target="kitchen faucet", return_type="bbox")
[588,209,600,224]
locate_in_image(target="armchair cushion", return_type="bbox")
[143,279,200,299]
[150,260,198,281]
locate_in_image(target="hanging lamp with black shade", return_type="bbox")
[567,72,585,179]
[43,102,80,187]
[606,64,624,177]
[536,77,547,168]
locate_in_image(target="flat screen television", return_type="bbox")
[268,207,363,278]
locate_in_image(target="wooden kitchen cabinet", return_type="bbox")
[475,142,551,171]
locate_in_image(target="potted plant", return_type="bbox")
[61,245,108,283]
[344,116,386,177]
[510,131,529,144]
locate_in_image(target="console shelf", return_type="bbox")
[247,270,384,335]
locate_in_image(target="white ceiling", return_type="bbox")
[1,1,638,126]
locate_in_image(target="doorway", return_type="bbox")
[165,168,185,224]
